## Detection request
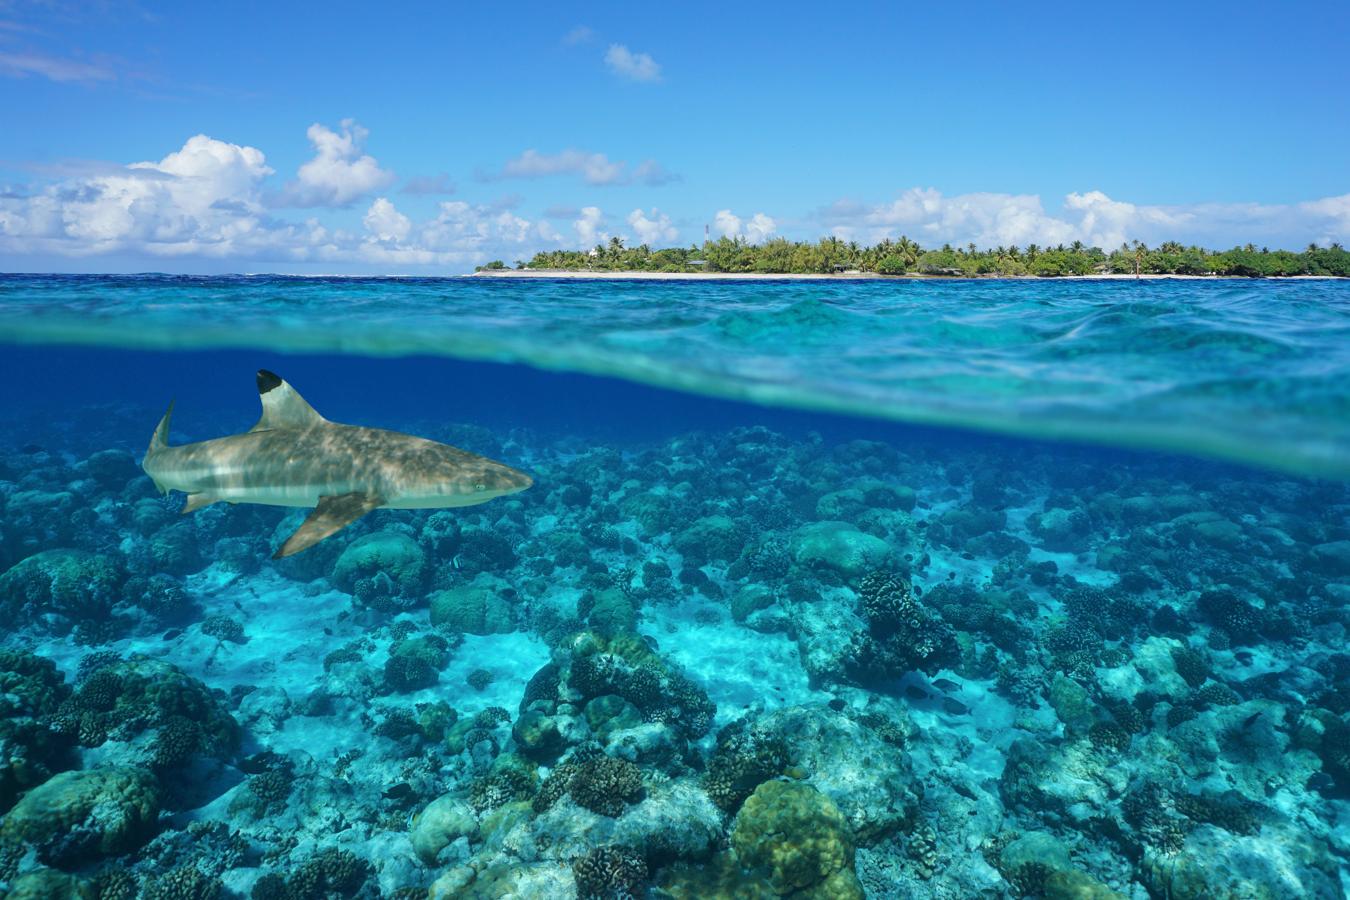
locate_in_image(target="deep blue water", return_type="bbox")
[0,276,1346,898]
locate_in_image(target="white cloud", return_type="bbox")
[712,209,741,238]
[563,25,594,45]
[632,159,680,186]
[4,130,1347,273]
[0,133,557,269]
[279,119,395,208]
[493,149,677,187]
[362,197,411,243]
[712,209,777,244]
[0,134,273,252]
[500,149,625,186]
[0,51,113,83]
[745,213,777,244]
[816,188,1350,250]
[627,207,677,245]
[574,206,607,246]
[604,44,661,82]
[361,198,559,265]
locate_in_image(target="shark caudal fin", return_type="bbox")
[250,370,326,432]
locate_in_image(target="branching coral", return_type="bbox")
[845,572,957,682]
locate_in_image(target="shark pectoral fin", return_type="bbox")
[273,492,384,559]
[181,493,220,514]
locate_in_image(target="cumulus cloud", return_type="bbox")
[604,44,661,82]
[362,197,411,243]
[491,149,677,187]
[0,134,273,254]
[574,206,607,246]
[713,209,777,244]
[627,207,677,245]
[358,197,560,265]
[0,133,558,269]
[816,188,1350,250]
[0,50,113,83]
[278,119,395,207]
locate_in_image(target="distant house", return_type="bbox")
[687,259,707,267]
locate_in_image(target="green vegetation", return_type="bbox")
[521,236,1350,277]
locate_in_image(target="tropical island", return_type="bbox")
[476,236,1350,278]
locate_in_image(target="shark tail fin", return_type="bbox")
[150,400,175,452]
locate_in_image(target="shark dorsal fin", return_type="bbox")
[251,370,325,432]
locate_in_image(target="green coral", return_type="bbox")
[0,549,127,627]
[703,721,787,813]
[790,521,896,581]
[0,650,75,811]
[5,868,97,899]
[429,573,515,634]
[730,780,863,898]
[142,866,222,900]
[52,656,240,761]
[383,634,451,693]
[331,531,427,606]
[1047,674,1094,734]
[569,754,644,817]
[0,766,160,862]
[511,709,565,761]
[250,847,372,899]
[586,587,638,636]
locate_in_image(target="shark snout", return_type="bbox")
[502,466,533,494]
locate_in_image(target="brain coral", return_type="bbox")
[731,780,862,898]
[1,766,160,863]
[331,530,428,609]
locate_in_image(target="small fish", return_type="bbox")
[827,698,847,712]
[932,678,962,694]
[162,628,182,640]
[1241,712,1262,729]
[950,781,978,802]
[942,697,970,716]
[1307,772,1335,793]
[904,686,930,701]
[383,783,414,800]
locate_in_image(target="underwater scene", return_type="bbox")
[0,274,1348,900]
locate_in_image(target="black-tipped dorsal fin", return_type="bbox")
[250,370,325,432]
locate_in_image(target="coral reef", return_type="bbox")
[0,403,1346,899]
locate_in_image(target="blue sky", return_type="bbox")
[1,0,1347,273]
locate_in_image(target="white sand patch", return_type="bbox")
[639,599,829,729]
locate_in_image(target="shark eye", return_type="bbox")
[475,483,486,492]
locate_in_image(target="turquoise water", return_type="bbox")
[3,274,1349,476]
[0,275,1347,897]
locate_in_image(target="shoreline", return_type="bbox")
[468,269,1344,281]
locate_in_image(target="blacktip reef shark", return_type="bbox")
[142,370,532,558]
